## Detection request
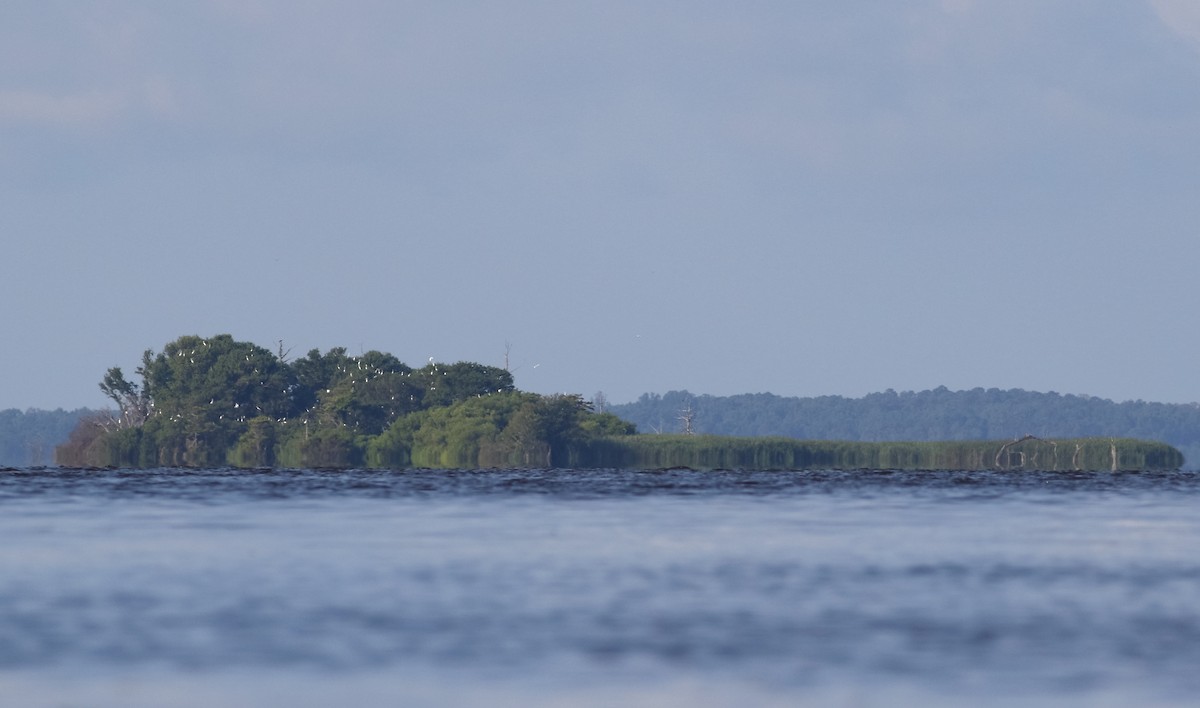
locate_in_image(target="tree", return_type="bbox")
[141,335,294,421]
[581,411,637,436]
[98,366,149,429]
[117,335,296,465]
[288,347,353,415]
[414,361,514,408]
[68,334,639,469]
[499,393,594,467]
[292,348,422,435]
[53,412,112,466]
[230,417,278,468]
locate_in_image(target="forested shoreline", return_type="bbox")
[54,335,634,469]
[611,389,1200,468]
[0,408,93,467]
[0,335,1188,471]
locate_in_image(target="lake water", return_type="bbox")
[1,467,1198,707]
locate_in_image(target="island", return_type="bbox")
[56,335,1183,471]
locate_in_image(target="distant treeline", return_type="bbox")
[609,388,1200,468]
[3,343,1192,470]
[0,408,94,467]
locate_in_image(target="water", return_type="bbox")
[1,467,1198,707]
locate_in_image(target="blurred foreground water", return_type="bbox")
[1,467,1198,707]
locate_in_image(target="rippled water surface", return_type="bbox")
[1,467,1198,707]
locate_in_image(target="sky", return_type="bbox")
[4,0,1200,410]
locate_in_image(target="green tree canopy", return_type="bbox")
[65,334,625,469]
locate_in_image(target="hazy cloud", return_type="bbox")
[1150,0,1200,46]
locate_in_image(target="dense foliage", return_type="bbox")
[56,335,634,469]
[610,388,1200,468]
[36,343,1191,471]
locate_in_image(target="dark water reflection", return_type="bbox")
[3,466,1196,500]
[0,468,1197,707]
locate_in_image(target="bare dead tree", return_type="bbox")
[994,434,1040,469]
[99,367,150,430]
[678,401,696,436]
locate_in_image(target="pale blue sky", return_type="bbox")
[4,1,1200,410]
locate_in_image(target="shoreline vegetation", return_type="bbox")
[55,335,1182,471]
[572,434,1181,472]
